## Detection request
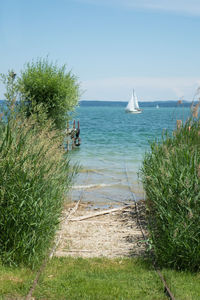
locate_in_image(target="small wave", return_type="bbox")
[79,169,104,175]
[73,182,121,190]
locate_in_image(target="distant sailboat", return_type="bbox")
[156,104,159,109]
[125,89,142,114]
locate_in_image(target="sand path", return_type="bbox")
[54,201,147,258]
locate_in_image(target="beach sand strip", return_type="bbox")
[54,201,147,258]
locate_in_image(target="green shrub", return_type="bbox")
[0,115,76,267]
[141,119,200,271]
[18,57,80,130]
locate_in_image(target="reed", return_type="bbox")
[140,116,200,271]
[0,115,76,267]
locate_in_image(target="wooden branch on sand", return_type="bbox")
[67,199,81,220]
[69,205,133,222]
[63,250,92,252]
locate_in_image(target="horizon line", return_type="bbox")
[79,99,193,103]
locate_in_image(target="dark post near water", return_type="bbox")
[66,120,81,151]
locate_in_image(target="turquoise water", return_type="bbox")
[70,102,191,208]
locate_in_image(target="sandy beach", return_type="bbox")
[55,200,147,259]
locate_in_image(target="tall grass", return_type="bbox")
[141,117,200,271]
[0,115,76,267]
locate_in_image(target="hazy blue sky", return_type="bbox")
[1,0,200,101]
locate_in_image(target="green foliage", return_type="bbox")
[1,71,17,106]
[0,70,77,268]
[18,57,80,130]
[141,119,200,271]
[0,115,76,267]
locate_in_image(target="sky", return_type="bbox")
[1,0,200,102]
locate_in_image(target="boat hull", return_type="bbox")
[125,109,142,114]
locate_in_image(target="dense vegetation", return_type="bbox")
[141,113,200,271]
[18,57,80,130]
[0,116,76,267]
[0,61,78,267]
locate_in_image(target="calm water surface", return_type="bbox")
[70,102,190,208]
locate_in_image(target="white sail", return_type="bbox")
[126,92,135,111]
[125,89,142,113]
[134,93,140,110]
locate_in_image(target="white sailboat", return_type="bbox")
[125,89,142,114]
[156,104,159,109]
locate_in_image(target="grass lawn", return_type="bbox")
[1,257,200,299]
[0,262,37,299]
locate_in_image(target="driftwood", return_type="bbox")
[67,199,81,220]
[63,250,92,252]
[69,205,133,222]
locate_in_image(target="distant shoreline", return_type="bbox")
[79,100,194,108]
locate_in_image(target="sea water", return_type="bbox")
[70,101,191,208]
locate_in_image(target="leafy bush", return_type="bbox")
[141,119,200,271]
[18,57,80,130]
[0,115,76,267]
